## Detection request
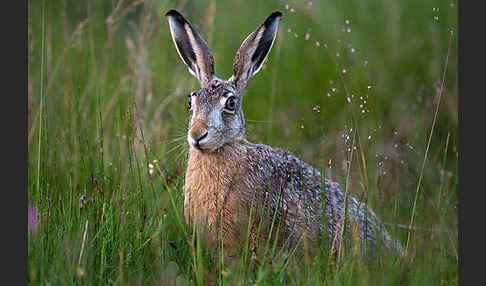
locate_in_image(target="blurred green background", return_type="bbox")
[28,0,457,284]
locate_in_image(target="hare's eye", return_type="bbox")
[225,96,236,112]
[187,94,192,110]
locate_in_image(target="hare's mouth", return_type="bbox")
[187,134,220,153]
[189,144,218,153]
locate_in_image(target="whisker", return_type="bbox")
[159,136,186,144]
[164,141,187,156]
[246,119,273,124]
[175,146,189,162]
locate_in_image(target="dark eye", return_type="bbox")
[187,94,192,110]
[225,96,236,111]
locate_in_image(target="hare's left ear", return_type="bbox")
[231,11,282,93]
[165,10,215,87]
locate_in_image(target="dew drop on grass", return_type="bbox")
[342,68,347,74]
[315,41,320,46]
[350,48,355,53]
[305,32,310,40]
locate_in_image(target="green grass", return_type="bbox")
[28,0,457,285]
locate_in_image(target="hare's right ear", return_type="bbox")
[165,10,215,87]
[231,11,282,93]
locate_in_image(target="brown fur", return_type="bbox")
[185,142,248,257]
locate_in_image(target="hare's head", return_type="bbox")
[165,10,281,153]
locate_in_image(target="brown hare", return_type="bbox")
[165,9,402,263]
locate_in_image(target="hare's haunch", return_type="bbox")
[165,9,402,260]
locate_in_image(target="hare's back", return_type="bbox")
[241,143,326,239]
[241,142,382,250]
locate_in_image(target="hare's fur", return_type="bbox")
[165,10,402,261]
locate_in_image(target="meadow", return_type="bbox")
[28,0,458,285]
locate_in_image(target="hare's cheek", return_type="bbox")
[222,113,235,130]
[208,109,224,131]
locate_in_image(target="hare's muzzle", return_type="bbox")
[188,120,209,150]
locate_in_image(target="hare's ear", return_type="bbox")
[165,10,215,87]
[231,11,282,92]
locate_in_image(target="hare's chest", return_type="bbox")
[184,167,250,251]
[184,166,236,224]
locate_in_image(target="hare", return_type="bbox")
[165,9,402,262]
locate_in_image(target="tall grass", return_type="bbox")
[28,0,457,285]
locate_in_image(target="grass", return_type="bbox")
[28,0,457,285]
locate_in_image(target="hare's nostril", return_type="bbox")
[196,132,208,144]
[190,132,208,150]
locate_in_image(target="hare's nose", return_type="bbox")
[189,121,209,147]
[194,132,208,145]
